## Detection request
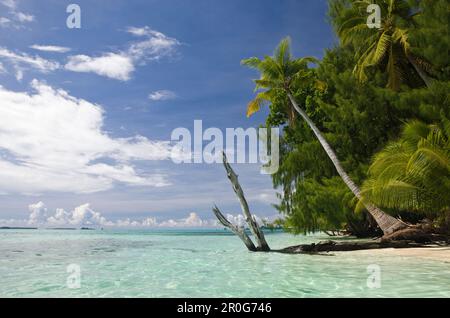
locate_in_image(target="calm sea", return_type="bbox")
[0,229,449,297]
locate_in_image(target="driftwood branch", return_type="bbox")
[221,152,270,251]
[212,152,271,252]
[213,205,257,251]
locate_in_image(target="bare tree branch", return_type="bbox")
[213,205,257,251]
[221,152,270,251]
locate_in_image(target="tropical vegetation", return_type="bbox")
[242,0,449,237]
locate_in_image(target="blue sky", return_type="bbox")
[0,0,335,227]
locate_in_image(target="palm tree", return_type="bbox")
[333,0,433,90]
[242,37,407,235]
[360,118,450,215]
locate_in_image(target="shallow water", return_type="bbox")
[0,229,449,298]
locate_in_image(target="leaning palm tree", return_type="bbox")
[360,118,450,216]
[242,37,407,235]
[333,0,433,90]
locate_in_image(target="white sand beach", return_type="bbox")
[341,247,450,263]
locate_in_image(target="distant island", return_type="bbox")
[0,227,97,230]
[0,227,37,230]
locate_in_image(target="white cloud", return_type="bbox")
[0,48,59,72]
[250,191,278,204]
[225,213,247,228]
[0,47,60,81]
[148,90,176,101]
[65,53,134,81]
[1,1,34,27]
[30,45,71,53]
[2,202,218,229]
[28,201,48,226]
[127,27,180,61]
[1,0,17,9]
[0,61,6,73]
[159,212,215,228]
[1,202,279,230]
[0,17,11,27]
[0,80,175,194]
[13,11,33,22]
[223,214,273,228]
[184,212,209,227]
[65,27,180,80]
[126,26,151,37]
[35,202,111,228]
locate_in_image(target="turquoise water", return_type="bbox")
[0,229,449,298]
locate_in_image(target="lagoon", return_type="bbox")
[0,229,449,298]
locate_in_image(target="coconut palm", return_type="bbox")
[333,0,433,90]
[360,118,450,215]
[242,37,407,234]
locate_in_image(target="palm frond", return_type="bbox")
[246,91,272,117]
[241,57,261,69]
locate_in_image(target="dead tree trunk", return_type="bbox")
[212,152,271,252]
[213,205,257,251]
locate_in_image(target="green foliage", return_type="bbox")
[360,117,450,218]
[330,0,435,90]
[409,0,450,80]
[241,37,317,117]
[244,0,449,235]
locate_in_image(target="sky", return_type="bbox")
[0,0,335,228]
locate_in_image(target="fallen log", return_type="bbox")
[381,227,449,244]
[212,154,449,254]
[275,240,448,254]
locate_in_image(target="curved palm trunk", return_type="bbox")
[407,55,432,88]
[287,93,407,235]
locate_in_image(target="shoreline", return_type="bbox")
[338,246,450,263]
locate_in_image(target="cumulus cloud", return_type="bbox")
[1,202,278,230]
[157,212,216,228]
[30,202,111,228]
[65,53,134,81]
[65,26,180,80]
[28,201,48,226]
[0,47,60,81]
[148,90,176,101]
[30,45,71,53]
[0,80,175,194]
[1,202,218,229]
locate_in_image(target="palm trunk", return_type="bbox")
[407,55,432,88]
[287,93,407,235]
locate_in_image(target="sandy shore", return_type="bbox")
[340,247,450,263]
